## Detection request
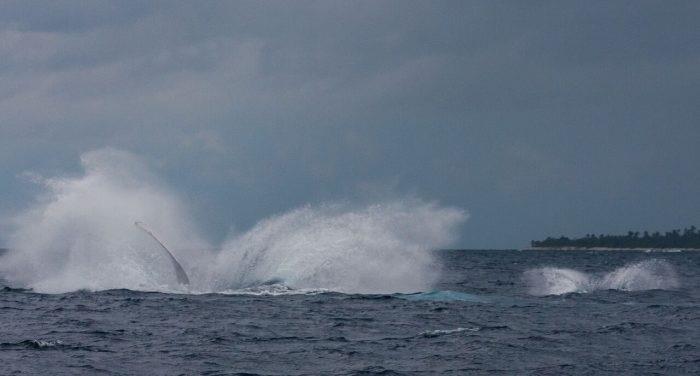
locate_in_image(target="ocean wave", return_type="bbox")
[0,339,111,352]
[1,339,64,350]
[419,327,478,338]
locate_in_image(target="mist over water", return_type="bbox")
[0,148,466,294]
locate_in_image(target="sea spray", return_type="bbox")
[522,267,591,296]
[211,201,466,294]
[0,148,467,294]
[599,259,679,291]
[523,259,680,296]
[0,148,208,293]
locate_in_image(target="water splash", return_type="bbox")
[217,283,329,296]
[210,200,466,294]
[523,268,591,296]
[523,259,680,296]
[0,148,207,293]
[0,148,466,294]
[599,259,679,291]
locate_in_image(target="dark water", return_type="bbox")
[1,250,698,375]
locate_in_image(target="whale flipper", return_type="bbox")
[134,222,190,285]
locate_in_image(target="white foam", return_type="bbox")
[0,148,467,294]
[599,259,679,291]
[1,148,207,293]
[524,259,680,296]
[523,267,591,296]
[217,284,329,296]
[420,327,478,337]
[209,200,466,294]
[27,339,63,348]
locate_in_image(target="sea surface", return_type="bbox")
[1,250,698,375]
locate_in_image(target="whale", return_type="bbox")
[134,222,190,286]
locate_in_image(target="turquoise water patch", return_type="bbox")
[398,290,490,303]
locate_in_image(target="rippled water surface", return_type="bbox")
[1,250,698,375]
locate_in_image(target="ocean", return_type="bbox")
[1,249,697,375]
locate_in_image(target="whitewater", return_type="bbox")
[0,148,466,294]
[523,259,680,296]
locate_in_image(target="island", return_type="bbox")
[531,226,700,250]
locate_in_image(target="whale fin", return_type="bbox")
[134,221,190,286]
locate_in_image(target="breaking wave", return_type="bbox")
[419,327,478,338]
[0,148,466,294]
[523,259,680,296]
[0,339,65,350]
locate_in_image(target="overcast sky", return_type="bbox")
[1,1,698,248]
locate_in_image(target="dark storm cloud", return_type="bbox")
[0,1,698,247]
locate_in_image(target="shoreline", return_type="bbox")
[528,247,700,251]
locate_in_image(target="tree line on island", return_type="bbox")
[531,226,700,249]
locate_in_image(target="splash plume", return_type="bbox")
[0,148,466,294]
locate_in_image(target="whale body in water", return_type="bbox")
[134,222,190,286]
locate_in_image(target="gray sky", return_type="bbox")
[1,1,698,248]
